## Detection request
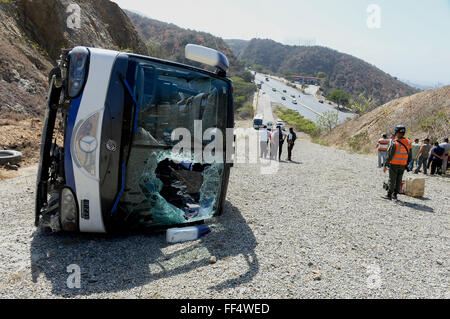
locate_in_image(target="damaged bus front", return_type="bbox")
[36,45,234,233]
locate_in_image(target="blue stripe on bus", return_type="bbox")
[65,94,83,193]
[111,162,126,214]
[121,77,139,134]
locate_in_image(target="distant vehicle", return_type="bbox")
[266,77,270,81]
[253,114,264,130]
[292,99,297,104]
[291,95,295,98]
[319,100,324,104]
[266,121,274,130]
[262,92,266,95]
[281,96,286,101]
[283,90,287,93]
[272,88,276,92]
[276,119,284,127]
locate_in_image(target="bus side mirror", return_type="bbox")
[185,44,229,76]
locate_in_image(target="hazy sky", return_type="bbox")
[112,0,450,86]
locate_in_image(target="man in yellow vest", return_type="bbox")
[383,125,412,200]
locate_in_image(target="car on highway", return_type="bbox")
[36,44,235,234]
[266,77,270,81]
[319,100,324,104]
[276,119,284,127]
[292,99,298,104]
[281,96,286,101]
[283,90,287,93]
[272,88,276,92]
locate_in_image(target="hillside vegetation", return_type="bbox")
[227,38,418,106]
[322,86,450,154]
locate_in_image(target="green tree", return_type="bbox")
[145,39,165,59]
[231,76,257,110]
[317,111,339,132]
[317,72,327,79]
[349,92,379,115]
[329,90,349,107]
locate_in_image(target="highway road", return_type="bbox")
[254,73,356,124]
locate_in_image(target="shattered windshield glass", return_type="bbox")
[118,58,229,226]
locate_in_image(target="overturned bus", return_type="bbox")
[35,44,234,233]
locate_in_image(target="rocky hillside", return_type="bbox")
[322,86,450,154]
[125,10,247,77]
[228,38,418,105]
[0,0,147,165]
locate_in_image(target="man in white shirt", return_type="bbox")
[259,126,270,159]
[440,138,450,175]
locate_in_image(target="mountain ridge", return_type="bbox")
[226,38,418,105]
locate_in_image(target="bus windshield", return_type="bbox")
[118,58,231,227]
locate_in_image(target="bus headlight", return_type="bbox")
[60,188,78,232]
[68,47,89,98]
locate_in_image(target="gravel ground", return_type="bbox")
[0,136,449,299]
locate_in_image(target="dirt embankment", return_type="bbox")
[322,86,450,154]
[0,0,148,174]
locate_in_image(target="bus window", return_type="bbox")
[118,58,231,226]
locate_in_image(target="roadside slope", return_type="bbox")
[322,86,450,153]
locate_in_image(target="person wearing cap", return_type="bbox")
[376,134,391,168]
[383,125,412,200]
[414,138,432,175]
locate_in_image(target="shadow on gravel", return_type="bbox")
[397,200,435,213]
[30,201,258,297]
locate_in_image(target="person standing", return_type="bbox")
[278,126,287,161]
[259,125,270,159]
[408,139,421,171]
[270,127,279,161]
[383,125,412,201]
[414,138,432,175]
[287,127,297,161]
[377,134,391,168]
[439,138,450,176]
[430,142,445,175]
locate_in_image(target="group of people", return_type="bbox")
[378,125,449,201]
[378,133,449,176]
[259,125,297,161]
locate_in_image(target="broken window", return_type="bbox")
[117,58,228,226]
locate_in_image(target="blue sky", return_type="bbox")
[112,0,450,86]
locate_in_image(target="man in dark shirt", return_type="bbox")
[287,128,297,162]
[430,142,445,175]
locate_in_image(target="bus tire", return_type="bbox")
[0,150,22,165]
